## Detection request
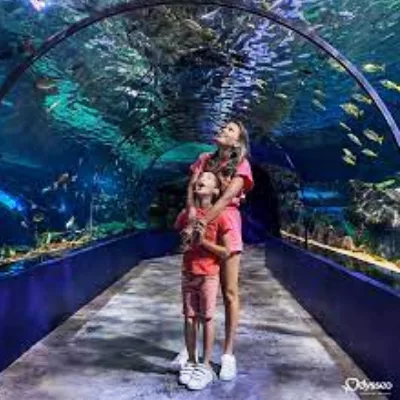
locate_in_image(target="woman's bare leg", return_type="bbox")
[220,253,241,355]
[202,317,215,366]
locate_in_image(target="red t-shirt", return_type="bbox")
[190,152,254,207]
[174,208,231,275]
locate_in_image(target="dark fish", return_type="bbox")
[299,68,313,75]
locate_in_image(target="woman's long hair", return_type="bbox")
[204,120,250,179]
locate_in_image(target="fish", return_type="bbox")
[351,93,373,104]
[339,122,352,132]
[347,134,362,146]
[338,11,355,19]
[343,148,356,159]
[375,179,396,190]
[299,68,313,75]
[21,221,28,229]
[328,59,346,73]
[314,89,325,98]
[363,129,384,144]
[33,213,45,223]
[35,77,58,92]
[65,216,75,230]
[1,100,14,108]
[200,8,220,20]
[275,93,288,100]
[47,99,62,112]
[342,155,356,166]
[340,103,364,118]
[254,78,268,89]
[381,79,400,92]
[41,173,72,194]
[361,149,378,158]
[312,99,326,111]
[56,173,70,186]
[41,186,52,194]
[362,63,385,73]
[183,19,203,32]
[45,232,52,245]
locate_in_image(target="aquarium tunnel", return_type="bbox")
[0,0,399,398]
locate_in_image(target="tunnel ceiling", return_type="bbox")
[0,0,400,187]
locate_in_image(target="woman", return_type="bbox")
[173,120,253,381]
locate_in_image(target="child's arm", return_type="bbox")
[199,232,231,260]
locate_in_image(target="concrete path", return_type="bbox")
[0,246,371,399]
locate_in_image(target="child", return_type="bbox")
[174,171,232,391]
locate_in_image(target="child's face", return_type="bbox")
[195,172,219,197]
[213,122,241,148]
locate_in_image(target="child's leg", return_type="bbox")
[202,317,215,366]
[199,275,219,366]
[184,316,198,363]
[182,274,201,363]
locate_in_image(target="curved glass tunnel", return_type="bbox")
[0,0,400,293]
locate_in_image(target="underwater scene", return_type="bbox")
[0,0,399,289]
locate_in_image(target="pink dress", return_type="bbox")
[190,152,254,253]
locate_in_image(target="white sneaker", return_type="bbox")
[187,364,216,390]
[178,362,196,385]
[170,348,198,371]
[219,354,237,381]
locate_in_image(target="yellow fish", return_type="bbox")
[361,149,378,157]
[381,79,400,92]
[362,63,386,73]
[328,59,346,73]
[340,103,364,118]
[339,122,352,132]
[342,156,356,166]
[363,129,384,145]
[312,99,326,111]
[375,179,396,190]
[351,93,373,105]
[347,134,362,146]
[343,148,356,159]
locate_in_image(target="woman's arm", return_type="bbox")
[200,176,244,225]
[186,173,197,209]
[199,232,231,260]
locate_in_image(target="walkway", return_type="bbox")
[0,246,368,399]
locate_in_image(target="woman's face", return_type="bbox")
[213,122,241,148]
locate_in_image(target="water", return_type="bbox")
[0,0,399,280]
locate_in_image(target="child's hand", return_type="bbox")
[192,221,206,245]
[180,228,194,252]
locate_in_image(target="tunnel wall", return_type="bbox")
[0,231,179,373]
[265,236,400,398]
